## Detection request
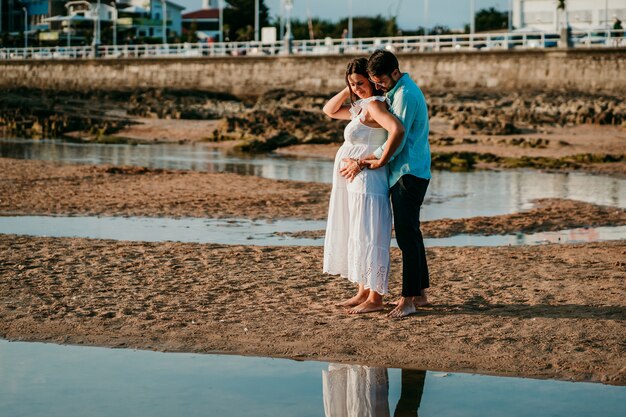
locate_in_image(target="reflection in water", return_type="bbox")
[323,364,427,417]
[394,370,426,417]
[323,364,390,417]
[2,340,625,417]
[1,216,625,247]
[2,138,625,220]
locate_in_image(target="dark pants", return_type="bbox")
[390,174,430,297]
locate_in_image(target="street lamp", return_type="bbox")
[219,0,223,42]
[64,4,71,47]
[112,1,117,47]
[280,0,285,40]
[284,0,292,54]
[423,0,429,35]
[348,0,353,39]
[92,0,101,47]
[254,0,259,42]
[470,0,475,34]
[508,0,512,32]
[161,0,167,44]
[22,6,28,49]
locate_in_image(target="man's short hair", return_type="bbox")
[367,50,399,76]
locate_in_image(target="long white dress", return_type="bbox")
[323,96,392,295]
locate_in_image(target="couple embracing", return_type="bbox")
[323,50,431,318]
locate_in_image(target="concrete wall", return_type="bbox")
[1,48,624,96]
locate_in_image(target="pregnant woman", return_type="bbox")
[322,57,404,314]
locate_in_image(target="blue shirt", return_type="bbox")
[373,73,431,187]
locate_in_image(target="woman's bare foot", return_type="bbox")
[347,300,384,314]
[388,297,417,318]
[335,287,370,307]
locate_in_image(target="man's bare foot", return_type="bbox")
[336,291,369,307]
[388,297,417,318]
[347,300,384,314]
[413,295,430,307]
[391,292,430,307]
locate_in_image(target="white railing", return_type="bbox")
[1,29,624,60]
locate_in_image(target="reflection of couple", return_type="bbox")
[323,50,431,317]
[322,364,426,417]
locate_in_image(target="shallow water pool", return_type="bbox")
[1,139,625,220]
[0,215,624,247]
[0,340,624,417]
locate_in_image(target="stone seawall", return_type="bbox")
[1,48,624,96]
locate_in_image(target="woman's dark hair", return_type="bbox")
[345,57,383,104]
[367,49,399,77]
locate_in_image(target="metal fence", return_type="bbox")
[1,29,624,60]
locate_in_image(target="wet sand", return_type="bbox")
[0,158,330,220]
[1,235,624,385]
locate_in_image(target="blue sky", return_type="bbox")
[176,0,512,31]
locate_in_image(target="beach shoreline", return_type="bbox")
[1,235,624,385]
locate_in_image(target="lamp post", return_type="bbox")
[470,0,475,34]
[112,1,117,47]
[161,0,167,44]
[280,0,285,40]
[96,0,101,45]
[348,0,353,39]
[22,6,28,50]
[423,0,429,35]
[219,0,223,42]
[254,0,259,41]
[92,0,101,47]
[508,0,512,32]
[284,0,292,54]
[64,4,71,47]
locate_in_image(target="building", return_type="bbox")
[116,0,184,38]
[182,0,220,41]
[7,0,66,33]
[513,0,626,31]
[1,0,26,33]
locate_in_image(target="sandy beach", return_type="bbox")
[0,157,624,386]
[1,235,624,385]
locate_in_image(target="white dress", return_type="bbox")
[323,96,392,295]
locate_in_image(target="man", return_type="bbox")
[340,50,431,318]
[614,16,623,47]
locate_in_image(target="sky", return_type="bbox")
[175,0,512,31]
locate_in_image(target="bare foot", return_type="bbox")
[347,300,384,314]
[414,295,430,307]
[336,292,369,307]
[388,297,417,318]
[391,293,431,307]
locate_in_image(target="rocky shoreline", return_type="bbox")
[1,87,625,174]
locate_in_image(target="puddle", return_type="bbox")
[0,216,327,247]
[0,340,623,417]
[0,138,333,183]
[2,139,625,220]
[0,216,624,247]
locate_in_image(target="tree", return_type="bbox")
[465,7,508,33]
[272,15,398,40]
[224,0,270,41]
